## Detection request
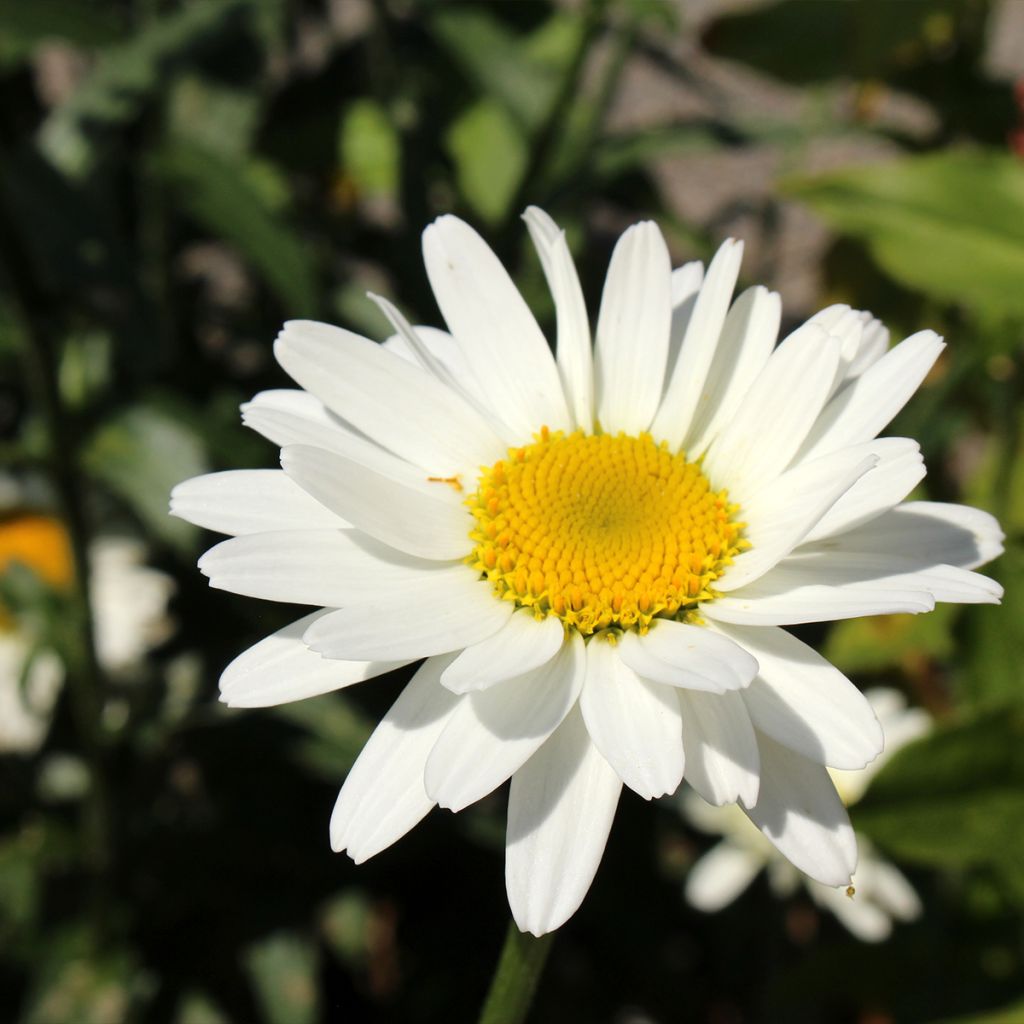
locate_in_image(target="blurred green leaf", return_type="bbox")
[339,99,400,201]
[785,151,1024,322]
[244,933,318,1024]
[703,0,963,84]
[175,991,231,1024]
[154,141,317,313]
[39,0,248,176]
[855,708,1024,891]
[431,8,580,133]
[824,605,956,675]
[274,692,373,780]
[593,122,734,181]
[0,0,123,66]
[169,76,262,157]
[931,997,1024,1024]
[446,99,527,224]
[81,403,209,552]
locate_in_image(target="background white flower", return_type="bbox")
[683,688,929,941]
[172,209,1003,936]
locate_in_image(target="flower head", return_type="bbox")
[172,209,1003,936]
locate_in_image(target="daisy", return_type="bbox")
[0,508,175,753]
[683,688,929,941]
[171,209,1003,937]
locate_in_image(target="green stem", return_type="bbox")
[477,921,555,1024]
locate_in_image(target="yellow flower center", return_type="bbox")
[466,428,746,636]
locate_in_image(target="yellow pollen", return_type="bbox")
[467,429,747,636]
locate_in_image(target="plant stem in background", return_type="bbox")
[477,921,555,1024]
[0,159,114,941]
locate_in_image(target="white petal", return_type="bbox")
[666,260,705,378]
[617,620,757,693]
[441,610,565,693]
[845,316,890,379]
[281,444,468,561]
[579,639,684,799]
[331,655,460,861]
[743,733,857,886]
[653,239,744,448]
[822,501,1004,570]
[274,319,504,476]
[708,622,883,770]
[198,529,444,607]
[219,610,409,707]
[718,448,878,592]
[678,690,760,807]
[241,389,361,453]
[686,285,781,457]
[523,206,593,430]
[703,564,935,626]
[170,470,349,535]
[422,215,570,438]
[808,304,863,392]
[797,330,944,462]
[861,855,922,921]
[424,633,584,811]
[304,568,513,661]
[594,221,673,434]
[383,323,476,390]
[685,841,765,912]
[802,439,925,543]
[810,880,892,941]
[702,325,840,500]
[505,706,622,936]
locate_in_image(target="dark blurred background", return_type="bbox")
[0,0,1022,1021]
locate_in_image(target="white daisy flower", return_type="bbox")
[0,512,175,753]
[683,688,930,942]
[171,209,1003,937]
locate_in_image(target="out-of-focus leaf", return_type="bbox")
[81,403,209,552]
[932,998,1024,1024]
[593,122,736,181]
[320,890,372,968]
[784,151,1024,321]
[244,933,318,1024]
[339,99,400,201]
[703,0,962,84]
[274,692,373,780]
[446,99,527,224]
[154,141,317,313]
[58,330,112,410]
[168,75,262,157]
[175,991,230,1024]
[824,605,956,676]
[855,708,1024,893]
[38,0,248,176]
[0,830,41,938]
[431,8,579,132]
[0,0,123,66]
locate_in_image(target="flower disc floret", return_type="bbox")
[467,427,747,635]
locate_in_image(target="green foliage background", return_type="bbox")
[0,0,1021,1020]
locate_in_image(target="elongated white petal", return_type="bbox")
[422,215,570,438]
[819,501,1005,570]
[241,389,362,453]
[718,449,878,592]
[809,304,863,393]
[845,316,890,379]
[275,319,504,476]
[685,841,765,912]
[331,655,460,861]
[686,285,781,457]
[383,324,476,390]
[425,633,584,811]
[743,733,857,886]
[594,221,673,434]
[523,206,592,430]
[281,445,468,561]
[802,439,925,543]
[678,690,760,807]
[441,610,565,693]
[304,568,512,661]
[171,470,349,535]
[506,706,622,936]
[653,238,744,448]
[709,622,882,770]
[198,529,443,607]
[797,330,944,461]
[220,610,409,707]
[580,639,684,799]
[665,260,705,382]
[704,562,936,626]
[703,325,840,500]
[617,620,757,693]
